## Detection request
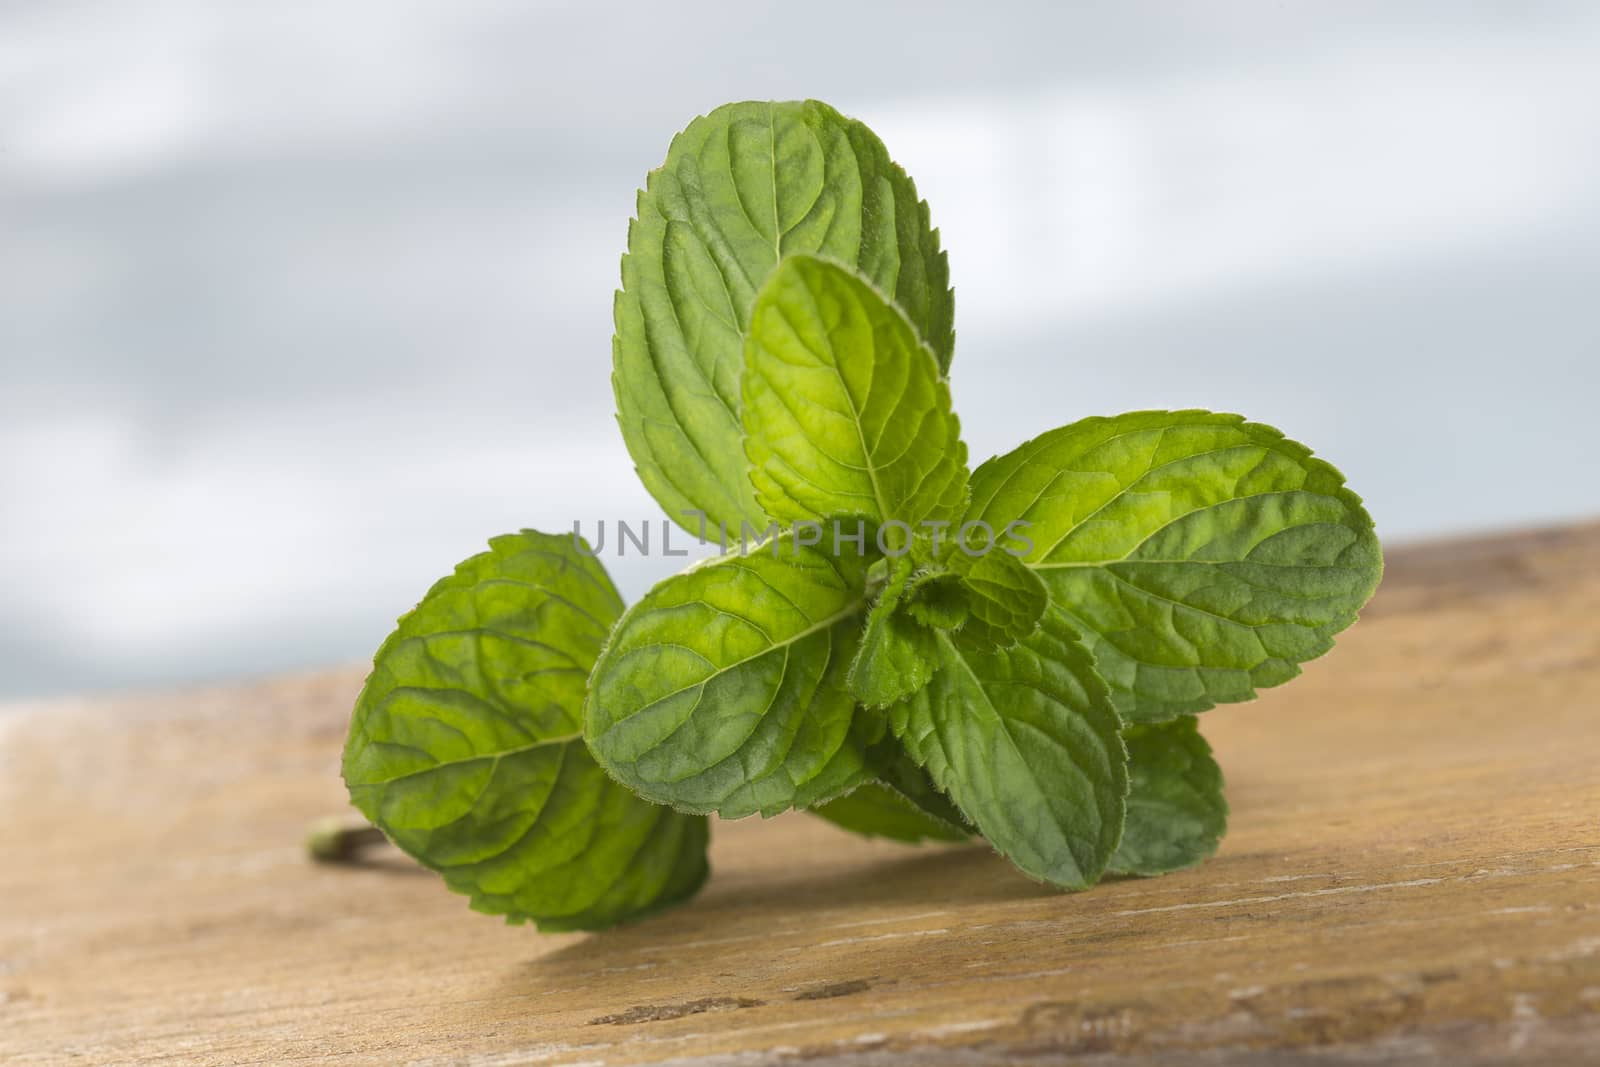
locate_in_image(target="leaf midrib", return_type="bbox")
[600,595,867,734]
[823,289,893,524]
[1027,488,1360,570]
[356,731,581,787]
[935,633,1089,880]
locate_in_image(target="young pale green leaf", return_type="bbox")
[742,255,969,531]
[903,571,969,631]
[1110,716,1227,876]
[848,558,939,707]
[342,531,708,931]
[888,609,1128,889]
[615,100,954,534]
[940,547,1049,650]
[967,410,1383,723]
[585,534,873,819]
[812,782,971,843]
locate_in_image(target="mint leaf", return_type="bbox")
[342,531,708,931]
[903,571,969,630]
[887,609,1127,888]
[1111,716,1227,876]
[742,255,968,532]
[866,734,973,831]
[940,547,1048,650]
[585,534,872,818]
[615,100,953,534]
[810,734,972,842]
[848,558,939,707]
[968,410,1383,722]
[812,782,970,843]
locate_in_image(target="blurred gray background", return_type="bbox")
[3,1,1598,701]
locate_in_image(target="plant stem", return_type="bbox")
[305,817,387,864]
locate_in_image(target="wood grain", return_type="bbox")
[3,523,1598,1065]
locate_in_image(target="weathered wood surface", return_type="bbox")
[3,523,1599,1066]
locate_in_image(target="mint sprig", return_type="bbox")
[342,99,1382,928]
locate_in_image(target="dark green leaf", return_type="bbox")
[888,609,1128,888]
[1110,716,1228,876]
[812,782,970,843]
[866,734,973,832]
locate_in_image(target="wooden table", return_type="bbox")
[3,524,1598,1065]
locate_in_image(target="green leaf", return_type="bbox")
[967,410,1383,722]
[615,100,954,534]
[585,533,873,818]
[742,255,969,532]
[866,734,973,832]
[888,609,1128,888]
[1110,716,1227,876]
[812,782,970,843]
[342,531,708,931]
[903,571,969,631]
[848,558,939,707]
[810,734,972,842]
[940,546,1049,650]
